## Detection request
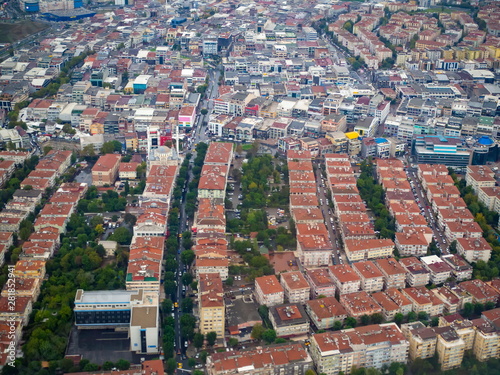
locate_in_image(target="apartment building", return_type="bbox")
[456,237,492,264]
[403,321,437,361]
[328,265,361,296]
[465,165,496,192]
[280,271,310,304]
[399,257,431,287]
[305,297,348,330]
[472,318,500,362]
[199,274,225,338]
[255,275,284,307]
[459,279,500,305]
[352,260,384,293]
[340,291,382,320]
[439,315,475,351]
[375,258,406,290]
[91,154,121,187]
[441,254,473,281]
[372,290,412,321]
[420,255,453,285]
[402,286,445,316]
[435,326,465,371]
[344,238,394,262]
[269,303,309,338]
[395,231,429,257]
[310,324,409,375]
[206,343,313,375]
[305,268,336,298]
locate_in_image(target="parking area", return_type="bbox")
[66,327,158,365]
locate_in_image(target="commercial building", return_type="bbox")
[74,289,159,354]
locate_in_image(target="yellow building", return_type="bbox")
[435,326,465,371]
[199,292,225,337]
[402,322,437,361]
[438,316,474,350]
[198,274,225,338]
[473,318,500,362]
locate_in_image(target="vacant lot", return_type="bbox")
[0,21,49,43]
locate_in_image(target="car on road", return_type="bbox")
[178,363,182,369]
[184,341,188,348]
[174,302,179,308]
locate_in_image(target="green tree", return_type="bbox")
[166,358,177,375]
[181,249,195,266]
[344,317,357,328]
[116,359,130,370]
[333,321,343,331]
[62,123,76,135]
[101,140,122,154]
[206,331,217,346]
[394,313,404,326]
[463,302,474,318]
[251,323,265,340]
[193,333,204,349]
[188,358,196,368]
[228,337,238,347]
[407,311,417,322]
[43,146,53,155]
[181,298,193,313]
[182,272,193,286]
[109,227,132,244]
[262,329,277,344]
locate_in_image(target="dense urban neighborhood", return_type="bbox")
[3,0,500,374]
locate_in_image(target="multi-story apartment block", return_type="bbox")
[402,286,445,316]
[199,274,225,338]
[472,318,500,362]
[456,237,492,264]
[435,326,465,371]
[305,297,347,330]
[375,258,406,290]
[399,257,431,287]
[459,279,499,305]
[465,165,496,192]
[206,343,313,375]
[91,154,121,187]
[340,291,382,320]
[255,275,284,307]
[420,255,453,285]
[328,265,361,296]
[352,260,384,293]
[305,268,336,298]
[372,289,412,321]
[344,238,394,262]
[403,321,437,361]
[310,324,409,375]
[269,303,309,338]
[280,271,310,304]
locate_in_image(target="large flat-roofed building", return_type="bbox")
[74,289,159,354]
[91,154,121,187]
[412,136,471,168]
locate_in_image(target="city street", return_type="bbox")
[313,161,342,265]
[406,166,449,254]
[173,66,220,368]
